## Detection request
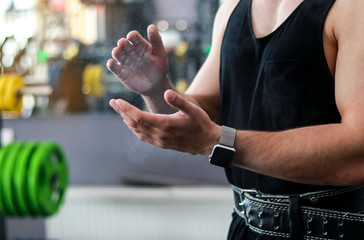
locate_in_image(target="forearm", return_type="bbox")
[140,76,205,115]
[232,123,364,186]
[142,76,221,123]
[141,75,177,114]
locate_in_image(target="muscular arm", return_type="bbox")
[183,0,240,122]
[230,0,364,186]
[109,0,364,187]
[108,0,238,120]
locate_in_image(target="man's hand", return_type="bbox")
[106,25,170,96]
[109,90,221,156]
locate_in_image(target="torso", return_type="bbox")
[238,0,338,77]
[219,0,342,193]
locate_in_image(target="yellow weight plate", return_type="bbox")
[82,65,92,95]
[82,65,104,97]
[2,75,14,110]
[89,66,97,96]
[92,65,104,97]
[0,75,7,111]
[5,74,24,112]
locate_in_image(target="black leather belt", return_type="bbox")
[232,185,364,239]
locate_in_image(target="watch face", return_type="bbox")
[209,145,235,168]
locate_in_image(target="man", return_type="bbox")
[107,0,364,239]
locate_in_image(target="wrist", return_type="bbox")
[203,125,222,156]
[141,76,177,114]
[208,125,237,168]
[141,74,173,97]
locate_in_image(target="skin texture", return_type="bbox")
[108,0,364,186]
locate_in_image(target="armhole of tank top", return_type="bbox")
[219,0,244,84]
[318,0,336,83]
[222,0,243,38]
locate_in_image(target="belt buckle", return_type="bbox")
[237,189,259,206]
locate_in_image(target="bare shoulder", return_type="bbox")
[213,0,240,36]
[327,0,364,40]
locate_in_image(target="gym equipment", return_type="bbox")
[82,64,105,97]
[2,142,23,215]
[14,142,38,216]
[0,74,53,114]
[0,141,68,217]
[0,74,24,113]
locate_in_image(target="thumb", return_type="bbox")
[147,24,166,57]
[164,90,198,115]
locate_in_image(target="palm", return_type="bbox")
[118,50,167,94]
[107,26,169,96]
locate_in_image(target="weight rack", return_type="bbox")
[0,113,7,240]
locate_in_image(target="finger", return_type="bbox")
[115,98,169,129]
[117,38,135,57]
[109,99,136,124]
[147,25,166,58]
[111,46,127,63]
[106,58,131,78]
[127,31,150,56]
[164,90,199,116]
[106,59,122,75]
[127,30,148,47]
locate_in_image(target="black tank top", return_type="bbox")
[220,0,341,194]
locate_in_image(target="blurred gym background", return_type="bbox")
[0,0,233,239]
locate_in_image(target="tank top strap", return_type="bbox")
[299,0,336,18]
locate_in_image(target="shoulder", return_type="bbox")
[208,0,241,55]
[217,0,240,16]
[214,0,240,34]
[327,0,364,41]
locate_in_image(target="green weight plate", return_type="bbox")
[41,147,68,216]
[28,142,68,216]
[27,143,47,215]
[13,142,38,216]
[0,144,13,216]
[2,142,22,216]
[39,155,55,210]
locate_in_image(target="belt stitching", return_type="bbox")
[232,186,364,238]
[249,224,290,238]
[243,194,364,221]
[234,207,335,240]
[232,185,362,200]
[249,225,336,240]
[300,186,362,199]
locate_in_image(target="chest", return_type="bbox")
[251,0,303,38]
[251,0,337,77]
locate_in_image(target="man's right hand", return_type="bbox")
[106,25,170,97]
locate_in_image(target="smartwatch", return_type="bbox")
[209,125,236,168]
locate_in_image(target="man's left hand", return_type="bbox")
[109,90,220,156]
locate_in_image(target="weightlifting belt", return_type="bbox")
[232,185,364,239]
